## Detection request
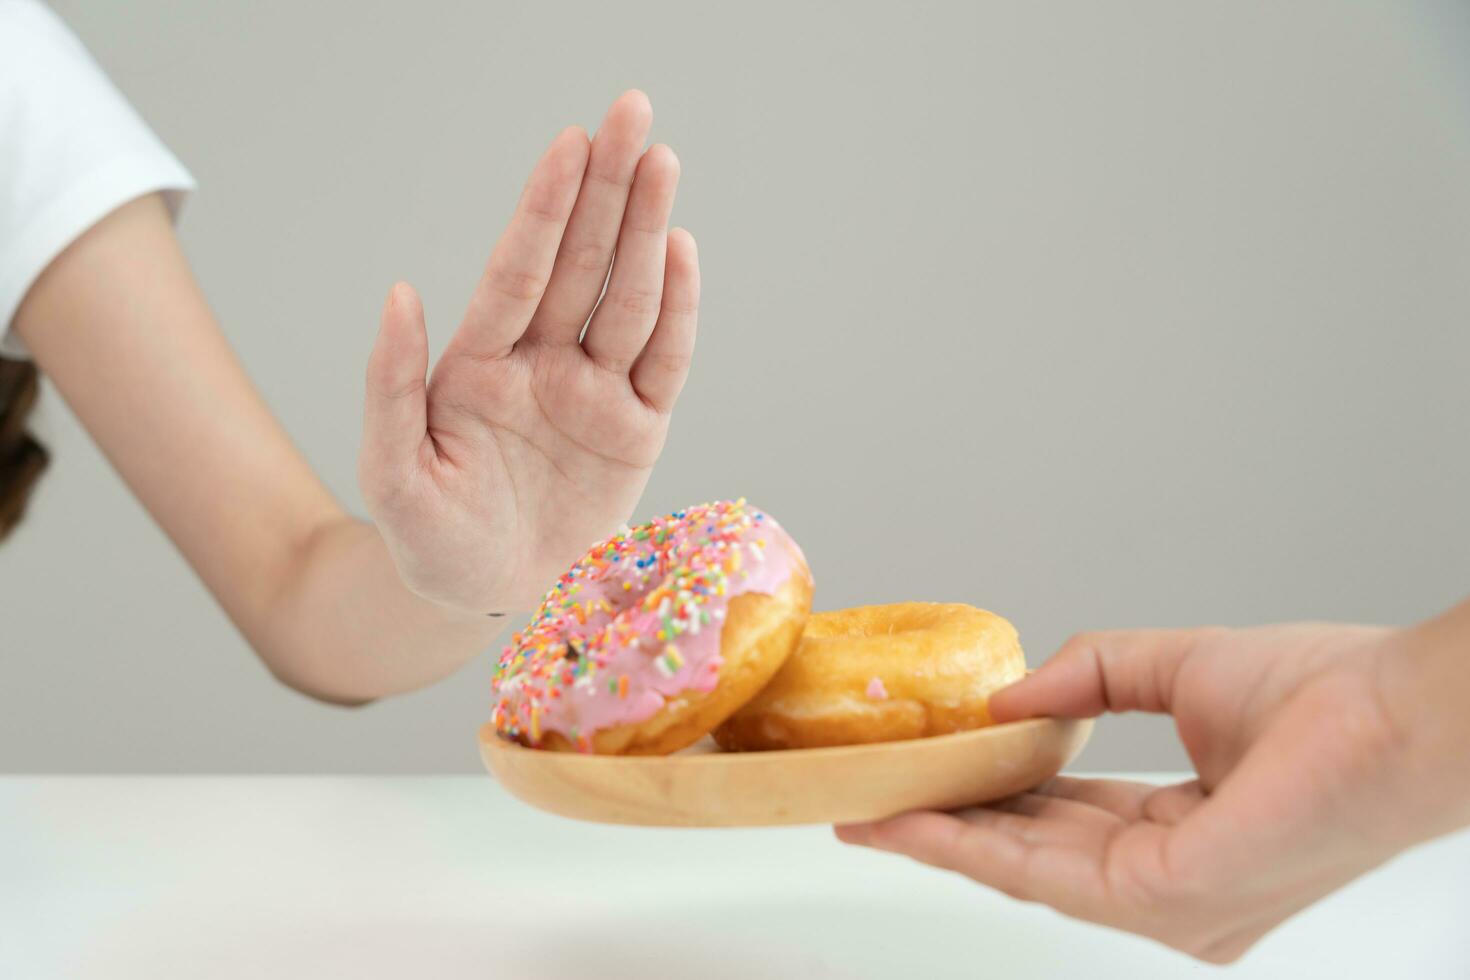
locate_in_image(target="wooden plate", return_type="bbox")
[478,717,1093,827]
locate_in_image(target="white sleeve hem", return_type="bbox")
[0,152,195,359]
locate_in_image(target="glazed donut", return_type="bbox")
[713,602,1025,751]
[490,499,813,755]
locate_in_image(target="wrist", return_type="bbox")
[263,517,508,702]
[368,523,527,622]
[400,577,528,625]
[1379,601,1470,840]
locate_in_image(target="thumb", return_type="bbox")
[990,628,1211,723]
[362,282,430,486]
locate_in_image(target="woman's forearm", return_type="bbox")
[16,194,505,704]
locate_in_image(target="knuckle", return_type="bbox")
[659,297,699,318]
[487,267,548,303]
[561,238,612,275]
[609,286,661,319]
[368,374,425,402]
[639,350,689,376]
[1060,632,1097,659]
[521,185,566,223]
[584,163,630,191]
[590,344,643,371]
[625,219,668,238]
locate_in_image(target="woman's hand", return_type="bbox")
[16,90,698,703]
[836,616,1470,963]
[360,90,698,614]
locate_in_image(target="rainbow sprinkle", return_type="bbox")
[489,499,791,751]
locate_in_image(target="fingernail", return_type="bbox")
[834,823,872,845]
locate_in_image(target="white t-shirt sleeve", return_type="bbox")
[0,0,195,358]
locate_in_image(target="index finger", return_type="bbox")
[989,628,1219,723]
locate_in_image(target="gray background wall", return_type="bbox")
[4,1,1468,773]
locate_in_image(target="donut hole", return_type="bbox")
[805,604,950,640]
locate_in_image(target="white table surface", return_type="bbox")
[3,774,1467,979]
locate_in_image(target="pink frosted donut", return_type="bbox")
[489,499,813,755]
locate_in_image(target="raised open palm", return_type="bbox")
[359,91,698,613]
